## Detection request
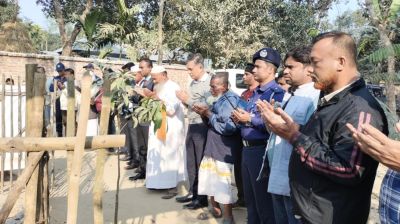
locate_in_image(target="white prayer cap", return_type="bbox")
[130,65,141,73]
[151,65,166,74]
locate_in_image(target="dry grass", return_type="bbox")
[0,22,36,53]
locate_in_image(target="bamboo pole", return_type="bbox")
[17,76,22,175]
[1,74,5,193]
[37,152,49,224]
[24,64,46,224]
[9,77,14,187]
[50,79,57,188]
[0,135,125,152]
[0,151,45,224]
[67,71,92,224]
[93,75,111,224]
[42,153,50,224]
[114,115,122,224]
[66,76,75,183]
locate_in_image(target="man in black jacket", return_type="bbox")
[257,31,388,224]
[129,58,154,181]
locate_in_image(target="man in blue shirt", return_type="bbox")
[49,62,67,137]
[259,46,320,224]
[231,48,285,224]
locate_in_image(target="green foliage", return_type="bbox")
[389,0,400,21]
[108,69,164,131]
[36,0,88,23]
[0,0,18,24]
[267,1,318,54]
[362,44,400,64]
[133,98,165,132]
[97,0,140,53]
[98,47,113,59]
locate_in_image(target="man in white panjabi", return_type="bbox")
[145,65,186,190]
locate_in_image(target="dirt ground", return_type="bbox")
[2,150,386,224]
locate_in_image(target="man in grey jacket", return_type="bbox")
[176,53,211,209]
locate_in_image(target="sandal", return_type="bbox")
[197,212,210,220]
[210,207,222,218]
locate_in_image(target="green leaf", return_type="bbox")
[153,110,163,132]
[362,44,400,64]
[389,0,400,22]
[131,115,138,128]
[123,94,129,106]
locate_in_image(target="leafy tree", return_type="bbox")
[364,0,400,111]
[97,0,139,58]
[23,21,62,51]
[266,1,318,54]
[0,0,18,24]
[36,0,94,56]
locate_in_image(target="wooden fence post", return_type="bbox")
[24,64,46,224]
[93,75,111,224]
[0,151,45,223]
[66,71,92,224]
[66,76,75,183]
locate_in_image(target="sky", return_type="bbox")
[19,0,48,28]
[19,0,361,30]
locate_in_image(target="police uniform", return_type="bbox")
[240,48,285,224]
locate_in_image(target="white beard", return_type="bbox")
[153,81,166,94]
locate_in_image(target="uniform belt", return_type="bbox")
[242,139,267,147]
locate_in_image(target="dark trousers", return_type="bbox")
[120,117,140,164]
[55,99,63,136]
[242,146,275,224]
[271,194,300,224]
[185,123,208,203]
[108,113,116,135]
[234,148,244,202]
[137,125,149,173]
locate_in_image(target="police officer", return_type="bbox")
[231,48,285,224]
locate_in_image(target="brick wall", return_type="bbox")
[0,51,191,91]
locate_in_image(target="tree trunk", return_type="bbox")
[386,56,397,112]
[53,0,93,56]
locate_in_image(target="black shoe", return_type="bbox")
[183,200,208,210]
[128,172,145,181]
[120,156,132,161]
[176,193,193,203]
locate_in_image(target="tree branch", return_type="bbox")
[79,0,94,22]
[53,0,67,44]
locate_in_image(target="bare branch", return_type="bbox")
[79,0,94,22]
[53,0,67,44]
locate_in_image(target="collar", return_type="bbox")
[294,82,316,96]
[257,80,281,93]
[193,72,209,83]
[144,75,151,81]
[319,78,365,107]
[322,79,358,103]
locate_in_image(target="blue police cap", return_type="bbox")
[252,48,281,68]
[83,63,94,69]
[56,62,65,72]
